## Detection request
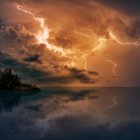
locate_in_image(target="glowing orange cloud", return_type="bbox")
[17,4,72,57]
[16,4,140,78]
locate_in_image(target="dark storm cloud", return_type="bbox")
[0,22,99,85]
[0,52,49,79]
[0,52,97,84]
[68,68,97,83]
[0,25,35,45]
[23,54,41,63]
[1,0,138,39]
[22,0,140,16]
[0,25,58,63]
[0,52,18,67]
[33,67,97,84]
[23,0,139,39]
[98,0,140,16]
[88,71,98,75]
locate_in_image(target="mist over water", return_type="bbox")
[0,88,140,140]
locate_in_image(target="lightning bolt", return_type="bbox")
[17,4,90,71]
[82,54,88,70]
[17,4,72,57]
[104,58,118,77]
[73,30,97,39]
[73,29,107,53]
[92,37,107,52]
[73,29,140,77]
[109,31,140,47]
[17,4,34,16]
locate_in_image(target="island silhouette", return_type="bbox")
[0,68,40,91]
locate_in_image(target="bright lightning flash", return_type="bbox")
[16,4,140,77]
[17,4,72,57]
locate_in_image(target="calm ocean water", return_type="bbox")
[0,88,140,140]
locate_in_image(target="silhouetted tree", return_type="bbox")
[0,69,21,90]
[0,68,40,91]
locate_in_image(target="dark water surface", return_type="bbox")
[0,88,140,140]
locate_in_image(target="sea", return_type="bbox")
[0,87,140,140]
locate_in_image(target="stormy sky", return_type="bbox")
[0,0,140,87]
